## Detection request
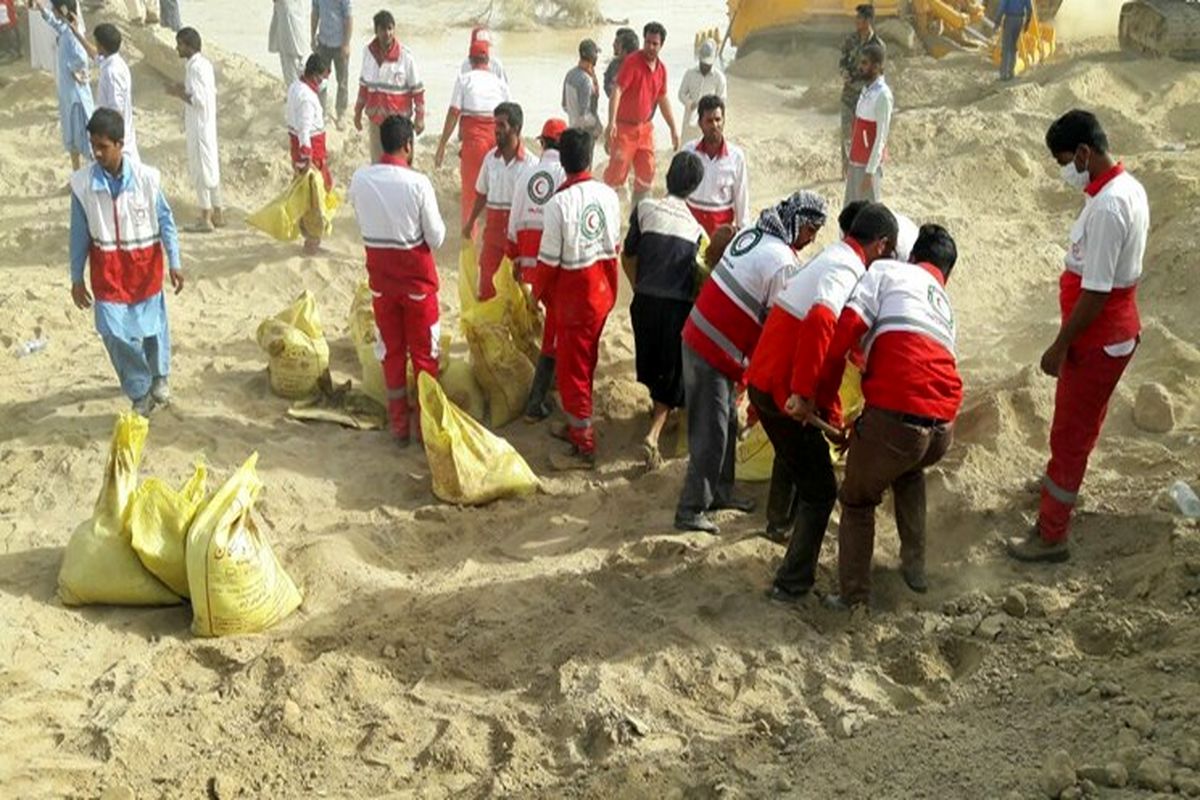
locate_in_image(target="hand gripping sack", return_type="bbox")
[418,372,539,505]
[186,454,302,637]
[128,463,208,597]
[257,290,331,399]
[348,281,387,407]
[58,413,182,606]
[246,168,341,242]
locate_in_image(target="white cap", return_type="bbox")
[699,39,717,65]
[894,214,919,263]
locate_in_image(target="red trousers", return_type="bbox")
[687,205,734,238]
[551,265,617,454]
[477,208,512,301]
[603,122,655,194]
[372,292,440,440]
[1039,344,1134,542]
[459,118,495,230]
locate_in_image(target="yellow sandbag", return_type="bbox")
[257,290,331,399]
[58,413,182,607]
[458,243,480,313]
[735,422,774,483]
[419,372,539,505]
[186,454,303,637]
[128,463,208,597]
[348,281,387,407]
[246,168,341,242]
[829,362,865,463]
[494,255,541,362]
[440,355,487,422]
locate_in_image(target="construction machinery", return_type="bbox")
[724,0,1061,74]
[1119,0,1200,59]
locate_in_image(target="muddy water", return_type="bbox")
[187,0,730,139]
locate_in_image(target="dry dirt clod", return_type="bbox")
[1124,706,1154,737]
[100,787,136,800]
[1133,756,1173,791]
[1040,749,1076,799]
[1133,382,1175,433]
[1003,588,1028,619]
[1104,761,1129,788]
[1180,739,1200,770]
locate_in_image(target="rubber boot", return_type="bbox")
[772,498,836,596]
[524,354,556,421]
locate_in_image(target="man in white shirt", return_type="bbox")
[287,54,332,254]
[347,115,447,446]
[845,44,892,205]
[70,22,138,162]
[678,38,726,142]
[459,26,506,82]
[681,94,749,236]
[169,27,223,232]
[1008,110,1150,564]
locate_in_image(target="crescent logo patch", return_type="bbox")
[729,228,762,258]
[528,171,555,205]
[581,202,606,242]
[928,285,954,329]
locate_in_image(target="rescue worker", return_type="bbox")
[675,191,829,534]
[69,108,182,416]
[31,0,94,171]
[1007,110,1149,563]
[535,129,622,470]
[838,4,883,174]
[355,10,424,164]
[605,21,680,206]
[508,118,568,422]
[286,53,332,255]
[69,21,138,162]
[459,26,507,82]
[681,94,749,236]
[815,224,962,608]
[677,38,726,142]
[846,43,892,205]
[623,150,707,470]
[434,33,509,230]
[169,27,223,232]
[347,114,447,446]
[462,102,530,301]
[746,204,898,596]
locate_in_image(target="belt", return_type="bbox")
[876,407,948,429]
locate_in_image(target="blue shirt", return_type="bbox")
[70,160,181,339]
[998,0,1032,17]
[312,0,351,48]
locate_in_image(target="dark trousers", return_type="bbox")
[749,388,838,594]
[766,457,799,533]
[838,407,953,605]
[676,343,737,517]
[316,43,350,119]
[999,15,1025,80]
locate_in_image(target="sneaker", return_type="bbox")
[709,496,756,514]
[150,377,171,405]
[761,525,790,545]
[902,564,929,594]
[765,584,808,605]
[1006,527,1070,563]
[131,393,156,417]
[674,512,719,534]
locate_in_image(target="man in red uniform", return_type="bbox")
[535,129,622,470]
[434,31,509,231]
[681,94,749,236]
[462,102,530,301]
[286,53,332,255]
[354,11,424,164]
[814,225,962,608]
[605,21,680,206]
[744,204,898,592]
[1008,110,1149,563]
[674,191,828,533]
[509,118,568,421]
[347,115,447,446]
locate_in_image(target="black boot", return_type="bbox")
[772,498,835,596]
[524,355,556,421]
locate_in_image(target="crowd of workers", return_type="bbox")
[25,0,1151,609]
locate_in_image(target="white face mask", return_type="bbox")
[1061,158,1090,191]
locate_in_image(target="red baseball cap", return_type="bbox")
[469,26,491,56]
[540,118,568,142]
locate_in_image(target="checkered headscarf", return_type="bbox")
[757,191,828,243]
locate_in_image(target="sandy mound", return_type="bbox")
[2,4,1200,798]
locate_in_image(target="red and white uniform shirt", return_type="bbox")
[475,146,532,212]
[450,69,510,126]
[69,162,165,305]
[286,77,326,169]
[347,156,447,297]
[682,137,750,234]
[535,174,622,320]
[817,259,962,423]
[508,150,567,276]
[744,239,866,410]
[682,228,801,382]
[848,75,893,175]
[358,40,424,125]
[1062,164,1148,353]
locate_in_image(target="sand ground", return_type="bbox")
[1,2,1200,798]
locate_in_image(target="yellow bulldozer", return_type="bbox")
[723,0,1062,74]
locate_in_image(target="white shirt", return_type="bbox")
[853,75,893,175]
[538,178,622,271]
[450,68,510,117]
[475,147,532,210]
[509,150,567,239]
[460,55,507,84]
[682,138,750,227]
[348,162,446,251]
[678,65,727,110]
[184,53,220,187]
[285,78,324,151]
[774,240,864,323]
[98,52,138,160]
